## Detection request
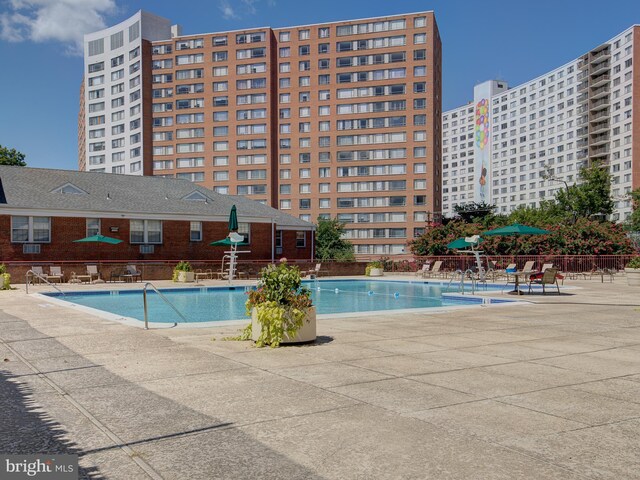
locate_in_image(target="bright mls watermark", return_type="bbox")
[0,455,77,479]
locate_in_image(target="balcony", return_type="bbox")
[576,115,589,126]
[576,126,589,137]
[576,138,589,148]
[577,93,589,104]
[577,81,589,92]
[577,150,589,160]
[590,49,611,64]
[577,56,589,69]
[590,145,610,157]
[591,85,610,99]
[589,97,610,112]
[590,120,609,134]
[590,133,610,146]
[590,74,611,88]
[589,109,609,122]
[590,62,610,77]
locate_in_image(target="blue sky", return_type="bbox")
[1,0,639,170]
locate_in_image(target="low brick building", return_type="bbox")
[0,166,314,267]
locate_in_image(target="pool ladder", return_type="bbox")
[446,269,478,295]
[142,282,189,329]
[25,270,65,296]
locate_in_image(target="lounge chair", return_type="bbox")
[194,269,213,281]
[29,266,46,284]
[125,265,142,282]
[306,263,322,278]
[528,267,560,294]
[47,266,64,283]
[423,260,443,278]
[87,265,101,282]
[415,263,431,277]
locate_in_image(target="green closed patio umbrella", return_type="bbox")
[228,204,238,232]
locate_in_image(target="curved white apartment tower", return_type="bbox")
[442,26,640,222]
[80,11,173,175]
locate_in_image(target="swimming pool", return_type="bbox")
[43,279,513,325]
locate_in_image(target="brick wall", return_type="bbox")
[0,215,312,263]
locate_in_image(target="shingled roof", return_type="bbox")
[0,166,313,230]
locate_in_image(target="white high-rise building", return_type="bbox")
[442,26,640,222]
[80,11,174,175]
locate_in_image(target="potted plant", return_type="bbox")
[366,260,384,277]
[625,256,640,286]
[245,261,315,347]
[0,264,10,290]
[173,261,195,283]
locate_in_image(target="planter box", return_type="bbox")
[625,268,640,286]
[176,271,195,283]
[251,306,317,344]
[369,268,384,277]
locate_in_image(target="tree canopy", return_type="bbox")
[0,145,26,166]
[314,218,355,261]
[555,161,613,221]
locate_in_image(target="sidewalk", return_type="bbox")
[1,278,639,479]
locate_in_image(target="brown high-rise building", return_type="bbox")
[81,11,441,255]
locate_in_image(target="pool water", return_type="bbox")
[45,280,509,324]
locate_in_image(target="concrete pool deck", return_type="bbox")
[1,276,640,479]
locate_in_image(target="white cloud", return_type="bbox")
[241,0,257,14]
[218,0,237,20]
[0,0,116,55]
[218,0,274,20]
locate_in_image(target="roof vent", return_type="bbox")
[52,183,87,195]
[182,191,208,202]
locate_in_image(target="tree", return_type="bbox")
[453,202,496,223]
[314,218,355,261]
[555,161,613,221]
[508,200,566,227]
[627,188,640,232]
[0,145,26,166]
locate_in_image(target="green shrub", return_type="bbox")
[172,261,193,282]
[1,273,9,290]
[365,260,384,276]
[627,257,640,269]
[244,261,312,348]
[174,261,192,272]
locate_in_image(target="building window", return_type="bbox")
[190,221,202,241]
[237,222,250,244]
[86,218,100,237]
[11,216,51,243]
[130,220,162,244]
[296,231,306,247]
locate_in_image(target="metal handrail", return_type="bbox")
[142,282,189,329]
[25,270,65,296]
[446,269,476,295]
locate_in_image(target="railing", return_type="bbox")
[405,255,636,275]
[142,282,189,329]
[25,270,65,296]
[446,269,477,295]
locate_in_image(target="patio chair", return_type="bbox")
[528,267,560,294]
[521,261,536,273]
[423,260,443,278]
[415,263,431,277]
[47,266,64,283]
[125,265,142,282]
[87,265,101,282]
[28,266,46,284]
[194,269,213,282]
[306,263,323,278]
